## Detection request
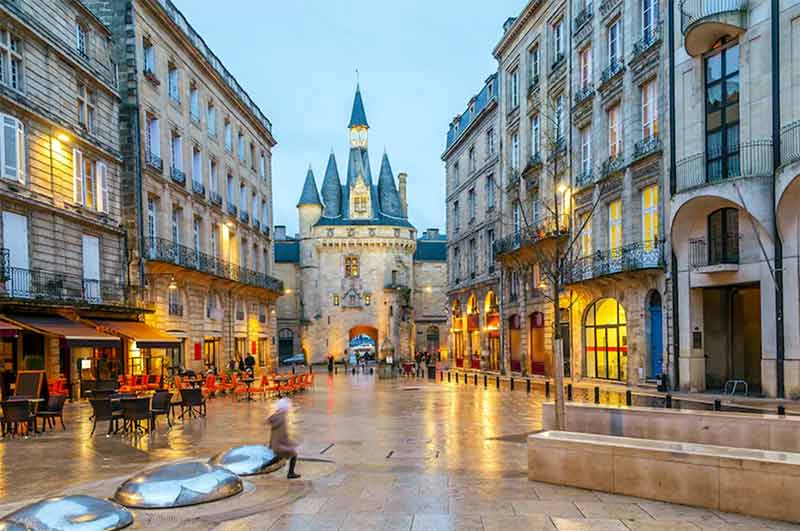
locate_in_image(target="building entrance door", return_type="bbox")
[648,292,663,379]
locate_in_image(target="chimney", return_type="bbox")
[426,228,439,239]
[274,225,287,240]
[398,172,408,217]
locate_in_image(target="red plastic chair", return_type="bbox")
[146,375,162,391]
[201,375,219,397]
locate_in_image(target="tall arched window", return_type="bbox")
[584,298,627,381]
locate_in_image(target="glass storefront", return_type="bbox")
[584,298,628,381]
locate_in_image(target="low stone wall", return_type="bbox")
[541,402,800,452]
[528,430,800,523]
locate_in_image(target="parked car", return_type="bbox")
[280,353,306,366]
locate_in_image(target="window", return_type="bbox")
[452,162,460,186]
[75,23,88,58]
[192,146,202,184]
[241,239,248,269]
[224,120,232,151]
[580,213,592,256]
[580,46,592,89]
[528,44,540,84]
[468,238,477,276]
[239,183,247,214]
[262,200,268,227]
[170,132,182,171]
[147,198,157,252]
[209,158,218,193]
[508,68,519,109]
[168,62,180,103]
[227,174,235,205]
[189,83,199,121]
[486,128,496,157]
[0,30,23,92]
[511,132,520,171]
[171,205,182,244]
[210,224,218,258]
[238,131,246,161]
[580,126,592,175]
[259,153,266,178]
[468,146,476,172]
[510,271,519,301]
[250,143,256,169]
[584,298,628,381]
[707,207,739,264]
[513,202,521,234]
[608,104,622,158]
[192,217,201,255]
[0,114,25,183]
[72,149,107,212]
[642,79,659,140]
[608,19,622,67]
[453,200,460,231]
[608,199,622,253]
[76,83,95,133]
[143,37,155,74]
[642,184,659,248]
[486,228,495,267]
[531,115,540,157]
[207,101,216,136]
[486,175,496,209]
[168,289,182,316]
[453,246,461,281]
[468,188,476,221]
[705,44,740,182]
[251,192,258,222]
[553,19,565,61]
[345,256,359,278]
[82,234,100,300]
[206,292,217,319]
[555,95,564,142]
[146,115,160,160]
[353,192,369,213]
[642,0,660,43]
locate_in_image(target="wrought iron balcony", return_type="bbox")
[600,58,625,87]
[523,153,543,174]
[1,265,133,306]
[574,4,593,31]
[262,225,271,238]
[676,139,773,192]
[565,240,665,283]
[576,169,595,188]
[601,154,625,177]
[631,23,663,60]
[210,191,223,207]
[254,219,260,231]
[528,75,540,93]
[633,135,662,160]
[550,54,566,75]
[168,301,184,316]
[680,0,747,56]
[170,166,186,186]
[574,84,594,106]
[191,179,205,196]
[145,151,163,172]
[493,214,568,258]
[190,109,201,123]
[144,237,284,293]
[227,202,238,216]
[239,211,249,224]
[690,233,740,268]
[548,138,567,161]
[0,248,8,282]
[235,310,245,321]
[781,120,800,166]
[600,0,623,16]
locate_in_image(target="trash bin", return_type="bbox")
[427,365,436,380]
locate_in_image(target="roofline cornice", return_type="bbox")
[441,99,498,161]
[492,0,543,59]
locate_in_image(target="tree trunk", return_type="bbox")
[553,283,566,431]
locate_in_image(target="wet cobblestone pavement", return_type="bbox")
[0,372,797,530]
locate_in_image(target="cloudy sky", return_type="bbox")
[172,0,523,235]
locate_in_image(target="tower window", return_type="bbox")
[345,256,359,278]
[353,193,368,213]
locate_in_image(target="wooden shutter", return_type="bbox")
[73,148,84,204]
[97,161,108,213]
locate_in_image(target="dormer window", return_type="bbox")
[75,22,88,58]
[349,177,371,219]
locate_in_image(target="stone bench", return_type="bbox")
[541,401,800,452]
[528,430,800,523]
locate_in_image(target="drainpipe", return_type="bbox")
[771,0,784,398]
[668,0,680,390]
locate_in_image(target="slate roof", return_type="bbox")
[377,152,403,218]
[321,152,342,218]
[445,73,499,152]
[414,236,448,261]
[348,84,369,128]
[275,239,300,263]
[297,167,321,207]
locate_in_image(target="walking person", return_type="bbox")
[268,398,301,479]
[245,352,256,375]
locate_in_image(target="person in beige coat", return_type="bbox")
[268,398,300,479]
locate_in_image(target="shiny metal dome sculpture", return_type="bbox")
[0,495,133,530]
[113,461,243,509]
[209,445,286,476]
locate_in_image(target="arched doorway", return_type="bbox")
[647,291,663,379]
[451,300,465,367]
[584,298,628,381]
[466,294,480,369]
[278,328,294,361]
[348,325,378,362]
[425,326,440,356]
[485,291,500,371]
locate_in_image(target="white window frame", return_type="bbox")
[189,83,199,120]
[642,79,659,140]
[192,146,202,185]
[529,43,540,83]
[75,23,88,57]
[143,38,155,73]
[170,132,183,171]
[530,115,540,157]
[553,19,564,60]
[608,19,622,66]
[511,132,520,171]
[608,105,622,158]
[0,113,25,183]
[642,0,660,41]
[555,95,564,142]
[224,120,232,151]
[581,127,592,175]
[209,158,218,194]
[0,30,23,92]
[168,63,180,103]
[146,115,160,159]
[73,149,107,212]
[207,102,217,137]
[486,174,496,209]
[580,46,592,89]
[509,67,519,109]
[641,184,659,245]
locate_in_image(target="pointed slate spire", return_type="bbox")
[297,166,321,207]
[346,147,367,188]
[377,152,404,218]
[321,152,342,217]
[348,84,369,129]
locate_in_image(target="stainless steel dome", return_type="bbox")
[0,495,133,530]
[113,461,243,509]
[208,445,286,476]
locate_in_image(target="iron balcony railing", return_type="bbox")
[601,154,625,177]
[0,248,8,282]
[680,0,747,34]
[146,151,163,172]
[493,214,568,258]
[690,233,741,268]
[633,135,662,160]
[190,109,201,123]
[227,202,238,216]
[1,266,132,306]
[262,225,271,238]
[576,169,595,188]
[254,219,260,231]
[565,240,665,283]
[600,58,625,86]
[600,0,622,16]
[574,84,594,106]
[781,120,800,166]
[574,3,593,30]
[528,75,540,93]
[550,53,566,74]
[191,179,205,196]
[632,23,663,59]
[239,211,249,223]
[144,237,283,293]
[210,191,223,206]
[676,139,773,192]
[170,166,186,186]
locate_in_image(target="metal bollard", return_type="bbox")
[484,374,487,387]
[665,394,673,409]
[527,379,531,394]
[714,399,721,411]
[545,380,550,397]
[625,390,632,406]
[594,386,600,404]
[474,374,478,386]
[334,366,338,374]
[510,377,514,391]
[352,367,356,375]
[778,405,786,416]
[309,365,313,374]
[496,376,500,389]
[567,383,573,401]
[292,366,296,375]
[370,367,374,374]
[447,372,451,383]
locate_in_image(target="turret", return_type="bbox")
[348,84,369,149]
[321,152,342,218]
[377,152,403,218]
[297,166,322,235]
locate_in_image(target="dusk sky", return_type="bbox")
[172,0,523,236]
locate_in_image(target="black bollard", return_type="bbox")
[484,374,487,387]
[778,405,786,416]
[665,393,673,408]
[594,386,600,404]
[309,365,313,374]
[714,399,721,411]
[292,366,296,375]
[625,390,632,406]
[474,374,478,386]
[352,367,356,375]
[448,372,451,383]
[545,380,550,397]
[510,377,515,391]
[370,367,374,374]
[567,383,573,401]
[334,366,338,374]
[527,379,531,394]
[496,376,500,389]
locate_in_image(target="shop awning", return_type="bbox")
[2,315,121,348]
[94,320,180,349]
[0,321,20,337]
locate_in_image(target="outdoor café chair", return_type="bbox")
[178,388,206,419]
[1,400,36,437]
[121,397,151,434]
[146,374,162,391]
[37,395,67,431]
[149,390,172,429]
[89,398,122,436]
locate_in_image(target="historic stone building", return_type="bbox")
[91,0,282,374]
[273,87,448,364]
[443,73,502,372]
